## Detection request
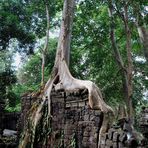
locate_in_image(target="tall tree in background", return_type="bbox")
[0,0,35,51]
[108,0,133,119]
[0,51,17,103]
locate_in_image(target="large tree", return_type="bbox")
[107,0,148,120]
[19,0,113,147]
[108,0,134,120]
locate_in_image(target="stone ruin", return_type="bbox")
[20,89,148,148]
[139,106,148,146]
[50,89,103,147]
[0,100,19,148]
[0,100,5,135]
[100,118,139,148]
[20,89,103,147]
[0,89,147,148]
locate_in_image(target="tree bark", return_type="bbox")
[41,0,50,85]
[55,0,75,67]
[123,4,133,120]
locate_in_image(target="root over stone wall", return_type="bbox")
[20,90,148,148]
[20,89,103,148]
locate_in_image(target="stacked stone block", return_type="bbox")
[51,89,103,148]
[0,100,5,135]
[139,107,148,135]
[19,90,148,148]
[19,94,37,131]
[139,107,148,146]
[100,127,128,148]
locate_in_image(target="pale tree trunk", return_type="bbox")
[55,0,74,67]
[41,0,50,85]
[108,0,133,119]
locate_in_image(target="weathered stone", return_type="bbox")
[100,144,105,148]
[20,89,103,148]
[108,128,115,140]
[94,110,101,116]
[113,142,117,148]
[119,133,127,143]
[100,135,106,145]
[118,142,124,148]
[90,115,95,121]
[83,137,89,142]
[123,122,132,132]
[106,139,113,147]
[78,101,86,107]
[84,115,90,120]
[85,126,91,132]
[83,131,90,137]
[113,131,119,142]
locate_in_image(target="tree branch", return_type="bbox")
[41,0,50,85]
[108,0,126,72]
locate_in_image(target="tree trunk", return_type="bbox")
[55,0,75,67]
[123,4,133,120]
[108,0,133,119]
[41,0,50,85]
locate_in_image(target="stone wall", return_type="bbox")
[0,101,19,148]
[139,107,148,146]
[0,100,20,132]
[3,112,20,131]
[19,94,36,132]
[20,90,148,148]
[20,89,103,148]
[51,89,103,147]
[0,100,5,134]
[100,119,137,148]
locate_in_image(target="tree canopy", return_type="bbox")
[0,0,147,114]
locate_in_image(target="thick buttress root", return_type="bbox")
[56,60,113,113]
[19,59,114,148]
[48,60,114,147]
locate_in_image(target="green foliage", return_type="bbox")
[0,0,62,52]
[5,103,21,112]
[71,1,124,105]
[17,38,57,93]
[70,0,148,109]
[70,133,76,148]
[0,0,35,51]
[0,0,147,114]
[0,0,62,112]
[0,49,21,112]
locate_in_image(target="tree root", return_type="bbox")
[51,60,114,147]
[19,59,114,148]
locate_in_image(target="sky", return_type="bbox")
[13,29,60,70]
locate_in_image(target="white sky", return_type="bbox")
[13,30,60,69]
